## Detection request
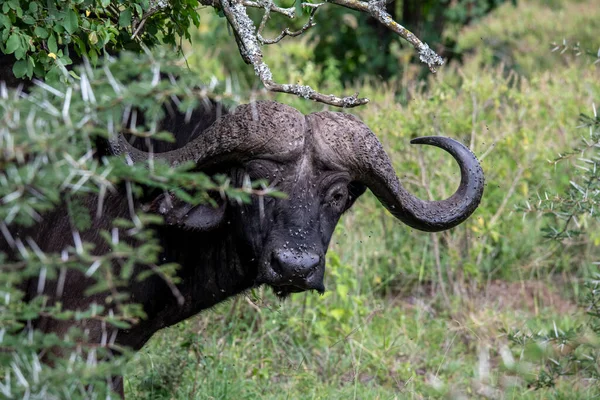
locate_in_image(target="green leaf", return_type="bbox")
[12,59,28,78]
[34,26,49,39]
[88,31,98,45]
[336,283,349,298]
[0,14,10,29]
[26,55,34,78]
[119,9,132,27]
[47,33,57,53]
[88,47,98,66]
[28,2,38,13]
[59,54,72,65]
[72,35,86,55]
[5,33,20,54]
[45,64,60,82]
[153,131,176,143]
[63,9,79,34]
[105,318,132,330]
[21,15,36,25]
[266,191,288,199]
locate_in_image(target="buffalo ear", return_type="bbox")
[148,192,226,231]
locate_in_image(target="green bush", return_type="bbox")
[0,51,253,398]
[0,0,200,80]
[506,63,600,393]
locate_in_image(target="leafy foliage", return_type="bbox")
[531,111,600,240]
[0,0,200,80]
[0,50,269,398]
[505,276,600,390]
[0,0,517,86]
[502,45,600,394]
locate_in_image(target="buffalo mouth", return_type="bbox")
[260,272,326,298]
[269,282,325,298]
[256,249,326,297]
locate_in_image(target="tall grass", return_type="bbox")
[126,0,600,398]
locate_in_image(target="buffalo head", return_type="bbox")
[113,101,484,297]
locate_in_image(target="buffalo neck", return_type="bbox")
[119,223,256,349]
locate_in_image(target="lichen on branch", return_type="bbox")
[206,0,444,106]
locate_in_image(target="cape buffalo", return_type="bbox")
[1,100,484,396]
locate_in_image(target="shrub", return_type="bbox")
[0,51,251,398]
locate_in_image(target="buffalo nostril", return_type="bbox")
[273,249,320,278]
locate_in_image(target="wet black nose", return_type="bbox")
[272,249,320,287]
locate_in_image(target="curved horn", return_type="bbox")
[111,101,306,167]
[309,112,484,232]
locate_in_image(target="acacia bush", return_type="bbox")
[0,51,261,398]
[509,62,600,390]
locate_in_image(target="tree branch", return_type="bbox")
[202,0,443,106]
[258,5,321,45]
[329,0,444,72]
[125,0,443,106]
[200,0,298,18]
[221,0,369,107]
[244,0,296,18]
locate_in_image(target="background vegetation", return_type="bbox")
[1,0,599,398]
[126,0,600,398]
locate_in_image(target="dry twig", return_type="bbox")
[257,2,322,44]
[221,0,369,107]
[199,0,444,107]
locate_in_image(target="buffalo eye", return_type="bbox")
[332,192,344,203]
[325,185,348,212]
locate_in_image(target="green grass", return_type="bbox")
[125,286,593,399]
[125,1,600,398]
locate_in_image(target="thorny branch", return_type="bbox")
[197,0,443,108]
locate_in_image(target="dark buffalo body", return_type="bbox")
[0,100,484,395]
